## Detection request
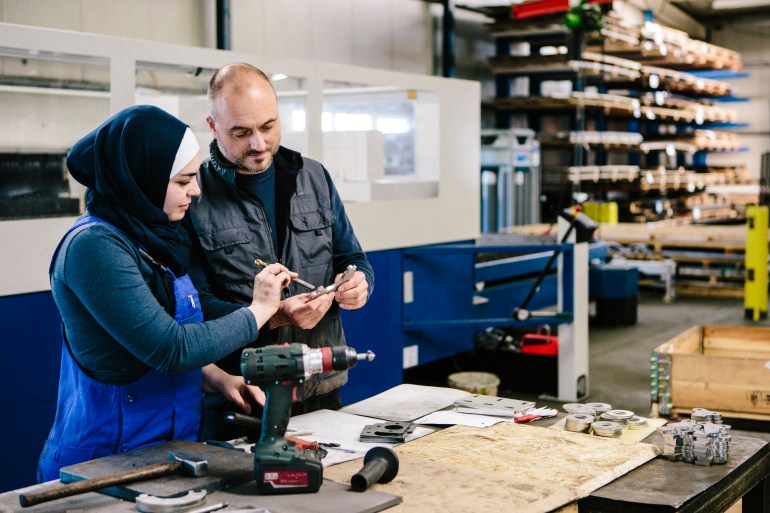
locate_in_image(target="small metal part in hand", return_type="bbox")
[357,350,376,362]
[310,264,357,298]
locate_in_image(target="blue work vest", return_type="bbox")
[37,216,204,482]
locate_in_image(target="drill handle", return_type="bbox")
[260,381,295,444]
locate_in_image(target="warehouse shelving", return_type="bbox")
[483,3,754,225]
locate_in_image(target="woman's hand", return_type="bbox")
[248,263,295,328]
[202,364,265,414]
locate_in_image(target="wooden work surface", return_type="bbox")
[325,422,660,513]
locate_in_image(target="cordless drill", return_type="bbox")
[241,343,375,494]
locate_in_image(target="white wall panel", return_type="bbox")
[2,0,81,30]
[262,0,313,61]
[352,0,392,70]
[229,0,267,56]
[1,0,434,74]
[0,93,109,150]
[711,21,770,181]
[148,0,203,47]
[389,0,431,74]
[731,99,770,133]
[80,0,152,40]
[311,0,354,65]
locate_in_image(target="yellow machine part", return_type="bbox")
[583,201,618,225]
[745,205,769,321]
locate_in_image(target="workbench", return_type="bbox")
[3,388,769,513]
[579,432,770,513]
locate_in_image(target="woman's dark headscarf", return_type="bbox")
[66,105,192,276]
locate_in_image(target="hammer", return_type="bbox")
[19,451,207,508]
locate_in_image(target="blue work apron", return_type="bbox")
[37,216,204,482]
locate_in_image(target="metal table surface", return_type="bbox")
[579,431,770,513]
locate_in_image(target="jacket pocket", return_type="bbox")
[289,197,335,268]
[196,223,258,304]
[197,225,254,253]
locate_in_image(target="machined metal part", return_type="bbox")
[562,403,595,415]
[135,490,207,512]
[310,264,357,298]
[584,403,612,418]
[628,416,648,430]
[691,408,723,424]
[565,413,594,433]
[454,395,535,417]
[658,408,733,466]
[360,421,415,443]
[591,421,623,438]
[601,409,634,426]
[184,503,229,513]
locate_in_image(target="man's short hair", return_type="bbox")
[207,63,274,120]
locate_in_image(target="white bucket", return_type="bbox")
[447,371,500,397]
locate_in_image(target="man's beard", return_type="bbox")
[232,150,272,174]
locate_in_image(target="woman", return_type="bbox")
[38,105,292,481]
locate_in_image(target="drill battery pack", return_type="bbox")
[254,450,323,495]
[256,452,323,494]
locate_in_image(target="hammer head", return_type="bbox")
[168,451,208,477]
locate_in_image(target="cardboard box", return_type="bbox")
[651,325,770,420]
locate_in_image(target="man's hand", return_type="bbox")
[202,364,265,414]
[270,293,335,330]
[335,270,368,310]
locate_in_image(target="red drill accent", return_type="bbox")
[321,347,333,372]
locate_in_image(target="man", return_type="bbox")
[188,63,374,437]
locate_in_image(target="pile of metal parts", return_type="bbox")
[562,403,648,437]
[658,408,731,466]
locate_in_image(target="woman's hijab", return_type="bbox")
[66,105,194,276]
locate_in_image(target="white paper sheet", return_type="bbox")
[414,409,513,428]
[287,409,435,467]
[340,384,471,422]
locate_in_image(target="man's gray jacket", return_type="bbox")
[188,141,373,399]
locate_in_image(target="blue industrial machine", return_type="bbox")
[342,208,598,405]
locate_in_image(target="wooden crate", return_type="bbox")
[651,326,770,420]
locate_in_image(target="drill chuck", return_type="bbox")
[241,343,375,384]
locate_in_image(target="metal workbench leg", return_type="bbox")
[742,474,770,513]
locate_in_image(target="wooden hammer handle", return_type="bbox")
[19,460,181,508]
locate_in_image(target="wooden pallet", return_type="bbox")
[492,93,737,124]
[598,223,761,298]
[595,223,758,250]
[655,407,770,423]
[598,14,743,71]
